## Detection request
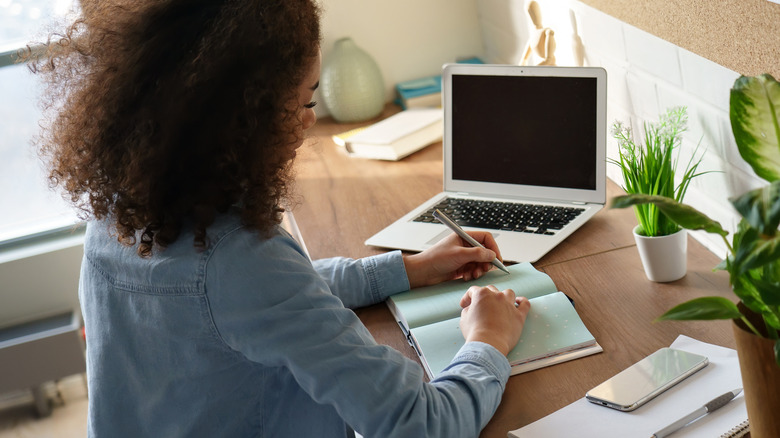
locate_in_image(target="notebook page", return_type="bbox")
[389,262,557,329]
[411,291,595,377]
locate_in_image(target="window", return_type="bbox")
[0,0,81,245]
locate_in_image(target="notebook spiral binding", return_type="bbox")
[719,419,750,438]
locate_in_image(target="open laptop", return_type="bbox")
[365,64,608,263]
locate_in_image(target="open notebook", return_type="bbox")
[366,64,608,263]
[387,263,602,379]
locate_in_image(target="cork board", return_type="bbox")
[579,0,780,78]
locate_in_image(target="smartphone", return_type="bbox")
[585,348,708,411]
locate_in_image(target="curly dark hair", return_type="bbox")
[29,0,321,257]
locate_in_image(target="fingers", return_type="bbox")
[515,296,531,316]
[460,285,518,308]
[408,230,508,288]
[465,231,504,263]
[459,286,476,308]
[500,287,516,303]
[443,230,503,263]
[460,259,495,282]
[459,286,529,356]
[460,285,492,308]
[452,241,496,264]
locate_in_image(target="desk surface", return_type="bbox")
[292,106,736,437]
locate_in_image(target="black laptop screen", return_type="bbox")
[451,74,598,190]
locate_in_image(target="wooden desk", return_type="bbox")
[292,107,736,437]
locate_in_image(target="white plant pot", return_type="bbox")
[633,226,687,282]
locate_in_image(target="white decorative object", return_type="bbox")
[520,1,556,66]
[320,37,385,123]
[633,226,687,282]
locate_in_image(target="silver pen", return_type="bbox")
[432,209,510,274]
[651,388,742,438]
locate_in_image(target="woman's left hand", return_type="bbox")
[402,231,504,288]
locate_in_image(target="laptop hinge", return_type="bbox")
[451,193,594,206]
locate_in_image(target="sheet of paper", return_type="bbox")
[509,335,747,438]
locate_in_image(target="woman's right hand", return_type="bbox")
[459,285,531,356]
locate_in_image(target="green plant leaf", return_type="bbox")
[765,311,780,331]
[730,181,780,235]
[730,74,780,182]
[730,275,780,331]
[752,279,780,306]
[735,236,780,275]
[728,217,780,278]
[731,270,767,309]
[610,194,728,236]
[656,296,742,321]
[714,257,728,271]
[609,107,705,237]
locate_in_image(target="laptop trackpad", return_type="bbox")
[425,229,451,247]
[425,229,500,246]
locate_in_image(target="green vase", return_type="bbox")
[320,37,385,123]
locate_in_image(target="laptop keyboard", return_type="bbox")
[413,198,585,235]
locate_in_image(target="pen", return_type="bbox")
[432,208,510,274]
[650,388,742,438]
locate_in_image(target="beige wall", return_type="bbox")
[315,0,485,112]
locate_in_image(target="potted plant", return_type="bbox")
[611,74,780,437]
[609,106,706,282]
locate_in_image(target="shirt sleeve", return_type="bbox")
[206,230,511,438]
[311,251,410,308]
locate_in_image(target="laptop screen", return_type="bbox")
[452,74,598,191]
[442,64,607,205]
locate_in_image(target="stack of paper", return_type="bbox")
[509,335,748,438]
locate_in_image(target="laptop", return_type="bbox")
[365,64,607,263]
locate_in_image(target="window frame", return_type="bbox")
[0,43,85,252]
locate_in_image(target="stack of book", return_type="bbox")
[395,76,443,110]
[394,57,483,110]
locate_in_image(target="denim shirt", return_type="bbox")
[80,213,510,437]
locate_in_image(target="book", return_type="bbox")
[337,108,443,161]
[720,420,750,438]
[387,263,602,379]
[395,75,443,110]
[394,57,484,110]
[331,126,367,147]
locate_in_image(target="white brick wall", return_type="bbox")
[476,0,767,258]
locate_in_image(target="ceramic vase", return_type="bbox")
[632,226,687,282]
[732,305,780,437]
[319,37,385,123]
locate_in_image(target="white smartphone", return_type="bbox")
[585,348,708,411]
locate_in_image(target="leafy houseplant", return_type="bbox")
[610,107,706,282]
[610,74,780,365]
[610,106,705,237]
[611,74,780,436]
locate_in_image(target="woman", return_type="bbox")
[32,0,530,436]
